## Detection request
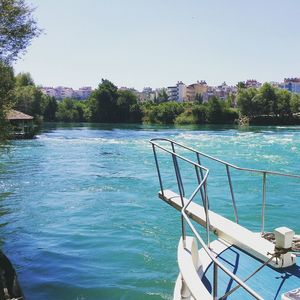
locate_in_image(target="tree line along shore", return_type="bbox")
[4,72,300,129]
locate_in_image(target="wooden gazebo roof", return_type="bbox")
[6,110,33,120]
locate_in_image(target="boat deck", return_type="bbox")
[159,189,293,268]
[202,245,300,299]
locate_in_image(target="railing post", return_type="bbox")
[196,153,206,206]
[213,262,218,300]
[170,142,186,247]
[180,215,186,248]
[226,164,239,224]
[171,142,185,197]
[204,180,210,247]
[152,144,164,197]
[261,172,267,234]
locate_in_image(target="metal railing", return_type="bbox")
[151,138,300,233]
[150,138,300,300]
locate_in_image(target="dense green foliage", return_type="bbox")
[237,82,300,119]
[0,62,15,140]
[154,88,169,103]
[142,96,238,125]
[6,78,141,124]
[88,79,140,123]
[13,73,56,122]
[0,0,40,63]
[56,98,87,122]
[0,0,40,141]
[142,101,184,124]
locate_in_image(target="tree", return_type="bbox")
[129,103,143,122]
[88,80,141,123]
[206,96,223,123]
[142,102,184,124]
[192,104,207,123]
[88,79,118,122]
[175,103,208,125]
[13,84,43,116]
[225,93,235,108]
[43,96,57,121]
[237,87,258,117]
[276,89,291,117]
[0,0,41,63]
[258,83,277,115]
[195,93,203,104]
[156,88,169,103]
[251,93,267,116]
[73,101,87,122]
[12,72,59,121]
[56,98,87,122]
[15,72,34,87]
[237,81,246,89]
[175,107,198,124]
[0,62,15,140]
[116,90,138,122]
[0,63,15,104]
[290,94,300,114]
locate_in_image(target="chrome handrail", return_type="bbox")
[151,138,210,246]
[151,138,300,233]
[151,138,300,178]
[150,138,300,299]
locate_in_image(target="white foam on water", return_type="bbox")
[260,154,285,163]
[146,292,171,300]
[38,135,132,145]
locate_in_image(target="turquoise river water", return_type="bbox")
[0,123,300,300]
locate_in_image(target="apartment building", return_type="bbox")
[186,80,208,101]
[56,86,74,99]
[76,87,93,99]
[245,79,262,89]
[167,81,186,102]
[281,78,300,93]
[167,85,178,101]
[41,87,57,98]
[141,87,156,102]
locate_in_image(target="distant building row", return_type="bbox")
[41,86,92,100]
[121,80,262,104]
[146,78,300,103]
[40,77,300,102]
[167,80,236,103]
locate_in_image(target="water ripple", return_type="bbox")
[0,124,300,299]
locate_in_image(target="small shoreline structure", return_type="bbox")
[6,110,36,139]
[150,138,300,300]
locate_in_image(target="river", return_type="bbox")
[0,123,300,299]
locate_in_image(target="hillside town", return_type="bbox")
[41,86,92,100]
[40,77,300,104]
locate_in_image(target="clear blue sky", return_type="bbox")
[14,0,300,90]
